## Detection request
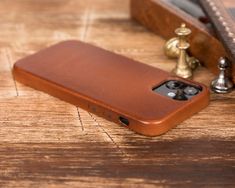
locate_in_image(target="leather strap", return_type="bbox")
[199,0,235,65]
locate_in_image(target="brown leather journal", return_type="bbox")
[131,0,235,81]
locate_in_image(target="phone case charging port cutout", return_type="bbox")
[119,116,129,126]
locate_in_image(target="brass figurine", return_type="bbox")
[187,56,200,70]
[164,24,200,72]
[164,37,179,58]
[172,23,193,79]
[211,57,234,94]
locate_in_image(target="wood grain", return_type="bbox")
[0,0,234,187]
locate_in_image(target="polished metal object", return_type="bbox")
[164,37,179,58]
[164,28,200,71]
[211,57,234,94]
[187,56,200,70]
[172,23,193,79]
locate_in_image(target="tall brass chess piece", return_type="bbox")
[173,24,193,78]
[164,23,198,79]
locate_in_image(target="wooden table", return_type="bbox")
[0,0,234,187]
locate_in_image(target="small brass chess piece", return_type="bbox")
[211,57,234,94]
[164,37,200,70]
[164,37,179,58]
[164,38,199,69]
[172,23,193,79]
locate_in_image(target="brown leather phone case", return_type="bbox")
[13,41,209,136]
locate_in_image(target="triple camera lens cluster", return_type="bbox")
[153,80,201,101]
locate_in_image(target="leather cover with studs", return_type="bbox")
[199,0,235,76]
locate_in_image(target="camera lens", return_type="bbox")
[184,86,199,96]
[166,81,182,89]
[173,89,188,101]
[167,92,176,98]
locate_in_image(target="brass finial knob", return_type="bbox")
[172,23,193,79]
[175,23,191,37]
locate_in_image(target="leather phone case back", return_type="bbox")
[13,41,209,136]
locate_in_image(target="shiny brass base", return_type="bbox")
[172,67,193,79]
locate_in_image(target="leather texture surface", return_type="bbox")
[229,8,235,20]
[13,41,209,136]
[199,0,235,72]
[131,0,235,81]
